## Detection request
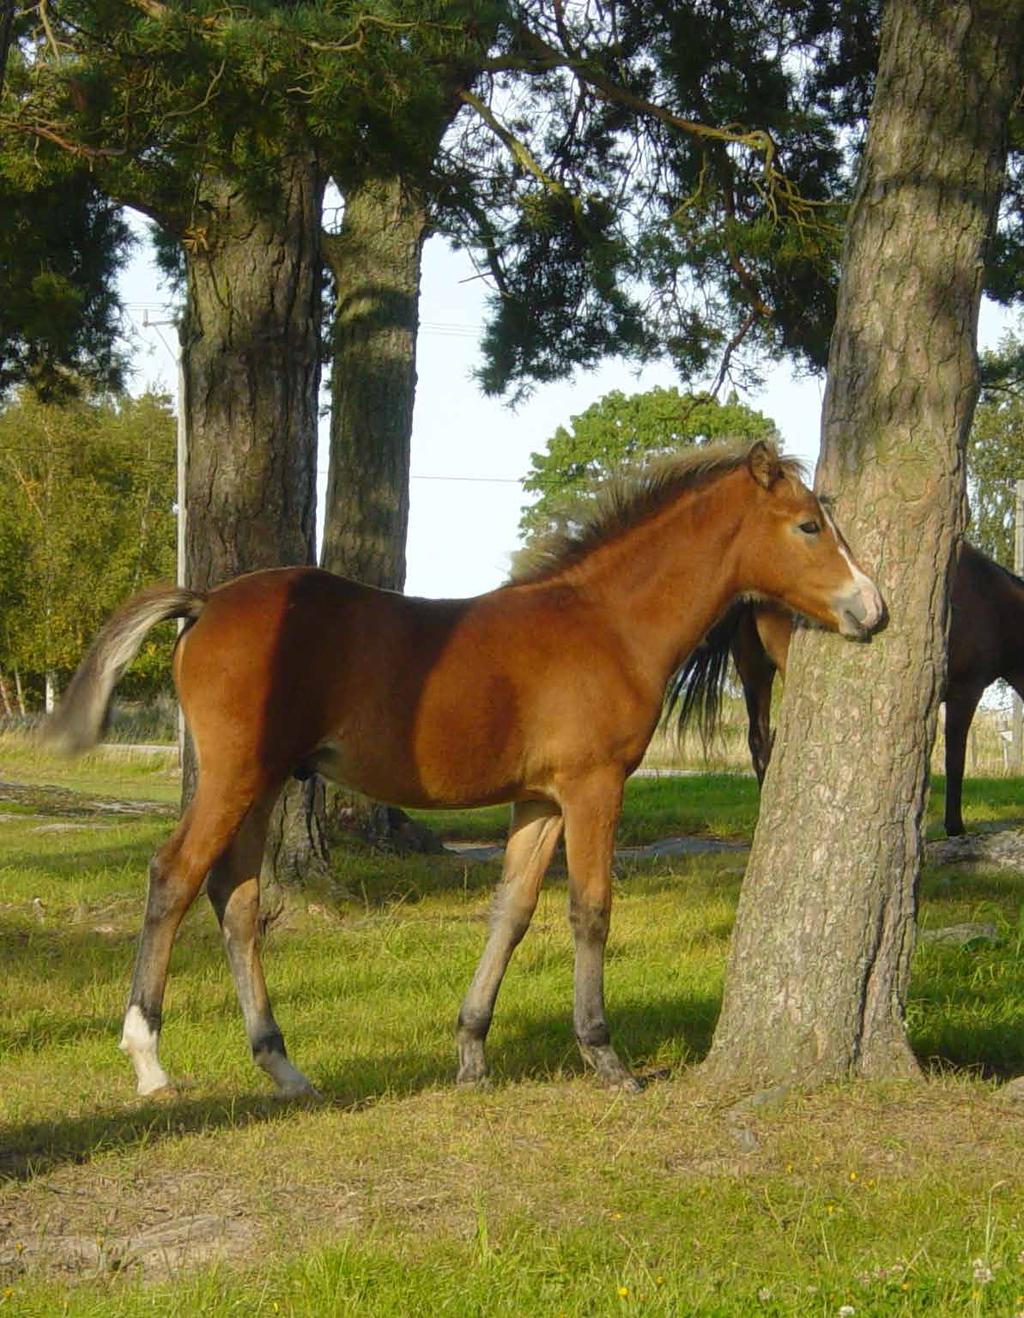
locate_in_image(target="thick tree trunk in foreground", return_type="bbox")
[703,0,1023,1089]
[320,173,442,852]
[180,153,328,894]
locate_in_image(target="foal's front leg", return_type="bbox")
[456,799,563,1084]
[561,772,640,1092]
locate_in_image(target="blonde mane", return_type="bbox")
[509,440,805,585]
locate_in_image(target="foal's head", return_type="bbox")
[740,442,884,639]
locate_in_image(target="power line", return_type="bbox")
[408,479,524,490]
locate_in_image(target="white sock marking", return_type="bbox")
[120,1004,172,1096]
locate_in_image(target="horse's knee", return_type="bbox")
[569,898,610,945]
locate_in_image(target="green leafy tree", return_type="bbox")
[0,390,176,706]
[966,333,1024,566]
[0,166,129,403]
[519,386,779,543]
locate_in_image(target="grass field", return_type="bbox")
[1,738,1024,1315]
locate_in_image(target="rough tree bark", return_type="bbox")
[180,151,328,897]
[320,173,426,592]
[702,0,1024,1089]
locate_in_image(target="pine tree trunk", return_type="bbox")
[320,174,441,852]
[702,0,1024,1090]
[179,152,328,898]
[321,173,426,590]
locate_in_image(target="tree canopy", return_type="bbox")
[518,385,779,542]
[0,162,130,402]
[4,2,1022,409]
[0,389,176,703]
[967,334,1024,566]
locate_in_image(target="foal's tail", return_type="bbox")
[42,585,207,754]
[664,602,742,750]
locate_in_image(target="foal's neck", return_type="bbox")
[565,471,748,686]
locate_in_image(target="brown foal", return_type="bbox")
[46,440,884,1098]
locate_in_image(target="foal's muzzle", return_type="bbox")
[834,579,886,639]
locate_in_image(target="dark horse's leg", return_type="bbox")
[456,799,563,1085]
[120,776,253,1095]
[732,613,778,785]
[943,680,985,836]
[206,787,316,1097]
[562,771,640,1092]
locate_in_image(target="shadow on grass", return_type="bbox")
[0,1090,318,1183]
[332,851,503,907]
[4,969,1023,1185]
[0,837,163,880]
[0,990,723,1184]
[331,848,749,912]
[0,778,176,819]
[916,1032,1024,1082]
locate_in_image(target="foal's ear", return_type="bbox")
[748,440,783,490]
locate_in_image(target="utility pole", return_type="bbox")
[1012,478,1024,773]
[142,310,187,764]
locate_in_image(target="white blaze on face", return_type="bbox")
[821,506,884,631]
[120,1004,172,1096]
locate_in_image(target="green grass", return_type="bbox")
[2,747,1024,1314]
[0,732,180,805]
[410,772,762,845]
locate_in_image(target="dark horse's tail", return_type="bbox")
[664,602,742,750]
[42,585,207,754]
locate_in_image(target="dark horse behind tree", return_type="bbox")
[671,540,1022,837]
[44,441,883,1099]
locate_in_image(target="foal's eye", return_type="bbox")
[798,520,821,535]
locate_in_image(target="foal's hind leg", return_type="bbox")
[206,790,316,1097]
[561,773,639,1092]
[456,799,563,1085]
[120,779,252,1095]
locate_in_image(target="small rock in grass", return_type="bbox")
[919,922,1001,948]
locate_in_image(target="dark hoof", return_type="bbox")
[456,1070,493,1090]
[580,1043,642,1092]
[456,1040,489,1088]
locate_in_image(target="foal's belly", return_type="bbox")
[306,736,532,812]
